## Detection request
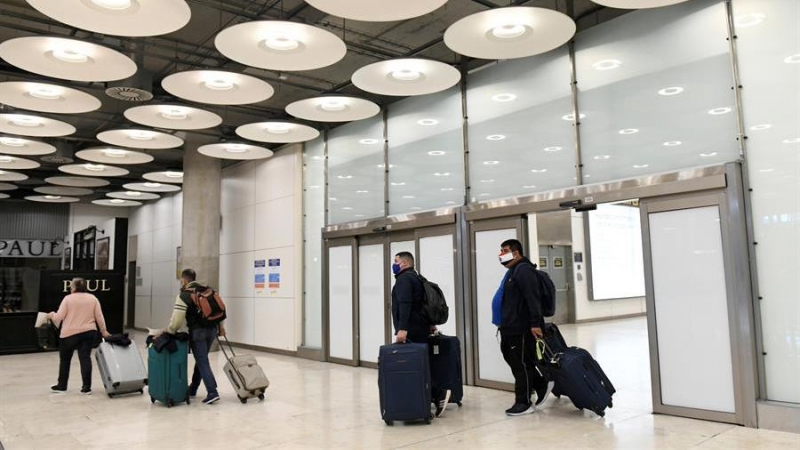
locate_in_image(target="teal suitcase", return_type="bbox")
[147,340,190,407]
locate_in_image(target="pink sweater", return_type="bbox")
[50,293,108,338]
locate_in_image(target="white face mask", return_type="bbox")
[499,251,514,264]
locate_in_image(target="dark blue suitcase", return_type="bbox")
[428,334,463,406]
[544,323,568,354]
[378,343,432,425]
[547,347,615,417]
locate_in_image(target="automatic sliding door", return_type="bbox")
[325,238,357,366]
[358,238,385,365]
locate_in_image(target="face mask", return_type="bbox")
[499,252,515,265]
[392,263,402,275]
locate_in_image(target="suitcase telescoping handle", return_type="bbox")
[217,335,237,361]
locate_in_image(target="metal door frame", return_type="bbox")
[323,236,359,366]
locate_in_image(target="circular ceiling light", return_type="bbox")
[700,152,718,157]
[531,168,547,173]
[34,185,93,196]
[444,7,576,60]
[93,198,142,207]
[0,36,136,82]
[359,138,380,145]
[434,172,451,177]
[124,104,222,130]
[107,190,160,200]
[618,128,639,135]
[75,147,154,164]
[351,58,460,96]
[25,0,191,37]
[0,81,101,114]
[783,138,800,144]
[0,156,40,170]
[784,54,800,64]
[58,163,129,177]
[0,170,28,182]
[45,176,110,187]
[591,59,622,71]
[658,86,684,96]
[0,114,75,137]
[663,140,682,147]
[97,128,184,149]
[304,0,447,21]
[215,21,346,71]
[561,113,586,121]
[734,13,766,28]
[0,136,56,156]
[523,185,537,189]
[123,182,181,193]
[236,121,319,144]
[543,146,562,152]
[0,182,17,191]
[491,93,517,102]
[749,124,771,131]
[708,107,732,115]
[589,0,691,9]
[286,96,380,122]
[417,119,439,126]
[483,160,500,165]
[162,70,274,105]
[486,134,506,141]
[198,143,274,160]
[428,150,446,156]
[26,195,80,203]
[593,155,611,160]
[143,171,183,184]
[633,164,650,169]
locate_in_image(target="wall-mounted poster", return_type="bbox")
[254,259,266,295]
[554,257,564,269]
[176,247,182,279]
[95,237,110,270]
[63,247,71,270]
[539,257,548,269]
[268,258,281,294]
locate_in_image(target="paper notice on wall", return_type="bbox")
[268,258,281,295]
[254,259,266,295]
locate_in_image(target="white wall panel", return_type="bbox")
[136,230,153,265]
[219,251,254,298]
[254,298,296,351]
[220,206,255,255]
[134,295,152,329]
[419,234,457,337]
[253,246,294,299]
[256,150,295,203]
[152,226,174,263]
[221,162,255,213]
[152,194,174,226]
[224,297,255,345]
[135,262,152,298]
[358,244,385,363]
[328,245,354,360]
[254,196,294,250]
[171,193,183,227]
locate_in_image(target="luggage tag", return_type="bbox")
[433,344,440,355]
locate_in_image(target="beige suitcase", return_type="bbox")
[219,337,269,403]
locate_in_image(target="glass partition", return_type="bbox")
[302,137,325,348]
[575,0,739,183]
[327,115,385,224]
[387,87,464,214]
[467,46,575,201]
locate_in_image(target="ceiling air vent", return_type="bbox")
[105,71,154,102]
[40,141,74,164]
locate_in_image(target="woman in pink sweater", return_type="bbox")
[47,278,110,395]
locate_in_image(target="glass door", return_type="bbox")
[325,237,357,366]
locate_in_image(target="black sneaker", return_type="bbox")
[505,402,535,416]
[435,390,452,418]
[188,386,198,398]
[80,386,92,395]
[534,381,555,406]
[202,393,220,405]
[50,385,66,394]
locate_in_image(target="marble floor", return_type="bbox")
[1,317,798,449]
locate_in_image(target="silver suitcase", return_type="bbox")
[220,337,269,404]
[95,341,148,397]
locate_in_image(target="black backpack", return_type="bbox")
[532,265,557,317]
[417,274,449,325]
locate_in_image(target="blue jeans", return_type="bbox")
[189,326,218,396]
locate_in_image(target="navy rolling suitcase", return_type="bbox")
[428,334,463,406]
[378,343,432,425]
[543,323,568,354]
[545,346,615,417]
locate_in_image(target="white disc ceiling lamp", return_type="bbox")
[75,147,154,165]
[590,0,691,9]
[0,170,29,182]
[123,182,180,193]
[162,70,274,106]
[286,96,380,122]
[0,182,18,191]
[0,113,76,137]
[97,128,183,149]
[198,143,274,160]
[123,104,222,130]
[0,82,101,114]
[26,0,191,37]
[444,7,576,60]
[0,37,137,82]
[45,176,110,187]
[58,163,129,177]
[0,136,56,156]
[34,185,93,196]
[107,190,160,200]
[27,195,80,203]
[0,193,8,199]
[93,198,141,206]
[0,155,40,170]
[143,170,183,184]
[235,121,319,144]
[304,0,448,21]
[352,58,460,96]
[215,21,346,71]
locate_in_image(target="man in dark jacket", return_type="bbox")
[391,251,450,417]
[497,239,554,416]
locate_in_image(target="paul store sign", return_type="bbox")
[0,239,63,258]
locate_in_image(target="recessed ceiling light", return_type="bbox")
[593,155,611,160]
[102,149,127,157]
[750,124,771,131]
[483,160,499,165]
[0,156,13,163]
[165,171,183,178]
[129,130,155,141]
[263,36,300,51]
[329,197,337,201]
[391,182,406,186]
[584,174,591,178]
[390,69,422,82]
[202,78,235,91]
[144,182,161,188]
[224,144,249,153]
[10,115,42,127]
[320,99,346,112]
[591,59,622,71]
[403,195,415,199]
[90,0,132,10]
[441,188,454,191]
[486,134,505,141]
[491,93,517,102]
[782,138,800,144]
[28,86,61,100]
[410,206,422,210]
[109,198,126,204]
[356,190,369,194]
[543,146,562,152]
[480,179,495,183]
[699,152,718,157]
[445,201,457,205]
[377,164,395,169]
[125,191,142,196]
[434,172,451,177]
[734,13,766,28]
[337,174,353,179]
[784,54,800,64]
[312,156,323,161]
[52,48,89,63]
[0,137,25,147]
[663,141,682,147]
[264,123,293,134]
[618,128,639,135]
[359,138,380,145]
[708,107,732,115]
[417,119,439,126]
[44,195,61,200]
[491,23,527,39]
[523,185,537,189]
[531,168,547,173]
[84,164,105,171]
[479,193,491,197]
[658,86,684,96]
[561,113,586,121]
[341,206,353,210]
[355,214,365,218]
[633,164,650,169]
[161,108,187,120]
[759,168,774,173]
[428,150,446,156]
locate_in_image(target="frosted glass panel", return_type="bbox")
[328,116,384,224]
[419,234,457,337]
[328,245,353,360]
[388,87,464,214]
[736,0,800,404]
[475,228,517,384]
[575,0,739,182]
[467,47,575,200]
[303,137,325,348]
[649,206,735,413]
[588,203,646,300]
[359,244,385,363]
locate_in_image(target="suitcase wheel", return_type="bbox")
[424,416,432,425]
[239,397,247,404]
[107,394,113,399]
[150,396,155,404]
[167,401,173,408]
[258,394,265,401]
[384,420,394,426]
[186,397,191,405]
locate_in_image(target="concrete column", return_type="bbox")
[181,142,221,289]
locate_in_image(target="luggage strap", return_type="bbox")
[535,338,555,362]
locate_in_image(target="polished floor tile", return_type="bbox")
[0,317,796,449]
